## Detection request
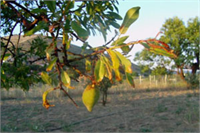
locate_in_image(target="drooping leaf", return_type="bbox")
[43,88,55,109]
[46,58,57,72]
[119,6,140,34]
[71,21,89,41]
[45,44,54,61]
[1,53,11,61]
[25,21,48,36]
[41,72,52,85]
[94,59,101,82]
[61,70,74,89]
[111,36,129,46]
[126,73,135,88]
[44,1,56,13]
[114,68,122,81]
[94,59,105,82]
[115,51,132,73]
[106,49,120,70]
[85,59,92,72]
[101,56,112,80]
[99,22,107,42]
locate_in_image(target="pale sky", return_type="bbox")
[77,0,199,63]
[7,0,200,63]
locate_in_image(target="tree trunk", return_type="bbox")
[191,53,199,75]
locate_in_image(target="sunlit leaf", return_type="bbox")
[46,58,57,72]
[114,68,122,81]
[150,47,177,58]
[101,56,112,80]
[126,73,135,88]
[61,71,74,89]
[85,59,92,72]
[94,59,105,82]
[41,72,52,85]
[45,44,54,61]
[111,36,129,46]
[43,88,55,109]
[106,49,120,70]
[115,51,132,73]
[1,53,11,61]
[119,7,140,34]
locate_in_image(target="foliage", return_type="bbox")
[160,17,199,79]
[1,1,176,112]
[151,66,168,76]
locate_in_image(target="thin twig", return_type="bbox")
[1,21,19,65]
[103,31,118,47]
[60,87,79,108]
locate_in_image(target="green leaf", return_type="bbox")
[126,73,135,88]
[1,53,11,61]
[119,6,140,34]
[71,21,89,41]
[75,10,81,16]
[106,49,120,70]
[99,22,107,42]
[108,11,122,20]
[85,59,92,72]
[41,72,52,85]
[150,48,177,58]
[31,8,47,14]
[94,59,105,82]
[101,56,112,80]
[25,21,48,36]
[46,58,57,72]
[141,42,150,49]
[45,44,55,61]
[111,36,129,46]
[61,71,74,89]
[121,44,130,54]
[110,21,120,29]
[115,51,132,73]
[44,1,56,13]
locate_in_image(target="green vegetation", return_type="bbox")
[1,1,176,111]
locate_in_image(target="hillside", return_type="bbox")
[2,34,141,73]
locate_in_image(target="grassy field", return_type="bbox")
[1,77,199,132]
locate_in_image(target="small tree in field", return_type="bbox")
[1,1,176,112]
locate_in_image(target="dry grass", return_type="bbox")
[1,77,199,132]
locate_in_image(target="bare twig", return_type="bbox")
[1,21,19,65]
[61,87,79,108]
[103,31,118,47]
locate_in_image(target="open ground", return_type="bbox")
[1,77,199,132]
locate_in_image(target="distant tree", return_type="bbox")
[134,49,172,75]
[159,17,188,80]
[186,17,199,75]
[151,66,168,76]
[160,16,199,79]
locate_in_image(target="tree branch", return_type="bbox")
[1,21,19,65]
[8,1,39,19]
